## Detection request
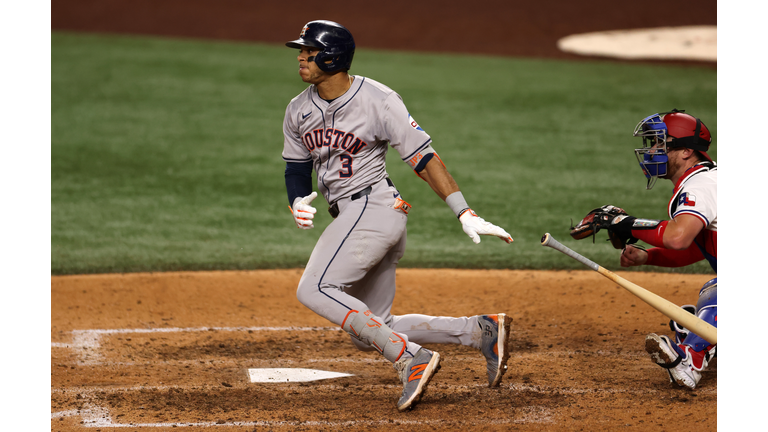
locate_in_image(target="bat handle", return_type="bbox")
[541,233,599,271]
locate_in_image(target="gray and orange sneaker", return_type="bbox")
[393,348,442,411]
[478,314,512,387]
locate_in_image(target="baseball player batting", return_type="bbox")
[282,20,514,411]
[570,109,717,390]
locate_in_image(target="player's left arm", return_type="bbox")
[381,92,511,244]
[572,206,704,251]
[604,213,704,250]
[608,179,713,250]
[415,154,459,199]
[659,214,704,250]
[418,156,513,244]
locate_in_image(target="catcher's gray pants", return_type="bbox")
[295,178,481,361]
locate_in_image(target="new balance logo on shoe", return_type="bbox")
[408,364,428,382]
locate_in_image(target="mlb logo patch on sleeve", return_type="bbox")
[408,113,424,131]
[679,192,696,206]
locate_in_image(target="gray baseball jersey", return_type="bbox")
[282,76,435,205]
[283,76,483,361]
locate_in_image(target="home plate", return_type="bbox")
[248,368,354,383]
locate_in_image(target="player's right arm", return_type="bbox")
[285,161,317,229]
[620,245,648,267]
[620,243,705,268]
[282,99,318,229]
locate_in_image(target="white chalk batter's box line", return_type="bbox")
[53,357,392,367]
[51,326,342,363]
[52,381,714,396]
[52,326,341,347]
[52,400,552,428]
[51,384,557,427]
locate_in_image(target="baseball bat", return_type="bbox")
[540,233,716,345]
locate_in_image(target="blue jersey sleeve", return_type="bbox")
[285,161,314,206]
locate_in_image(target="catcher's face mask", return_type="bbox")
[633,113,669,190]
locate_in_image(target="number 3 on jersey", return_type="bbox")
[339,154,353,178]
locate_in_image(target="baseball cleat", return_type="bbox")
[478,313,512,387]
[645,333,701,390]
[393,348,441,412]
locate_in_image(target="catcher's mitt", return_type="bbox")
[570,205,636,249]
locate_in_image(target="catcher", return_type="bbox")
[570,109,717,390]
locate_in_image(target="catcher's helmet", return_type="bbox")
[632,109,713,189]
[286,20,355,73]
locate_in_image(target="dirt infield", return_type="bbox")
[51,1,717,430]
[51,269,716,431]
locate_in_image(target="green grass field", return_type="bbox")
[51,32,716,275]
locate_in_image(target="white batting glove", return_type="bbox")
[459,209,514,244]
[290,192,318,230]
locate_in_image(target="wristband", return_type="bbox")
[445,191,469,218]
[631,220,668,248]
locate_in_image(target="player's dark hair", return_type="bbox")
[693,150,709,163]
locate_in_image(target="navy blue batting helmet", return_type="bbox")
[286,20,355,73]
